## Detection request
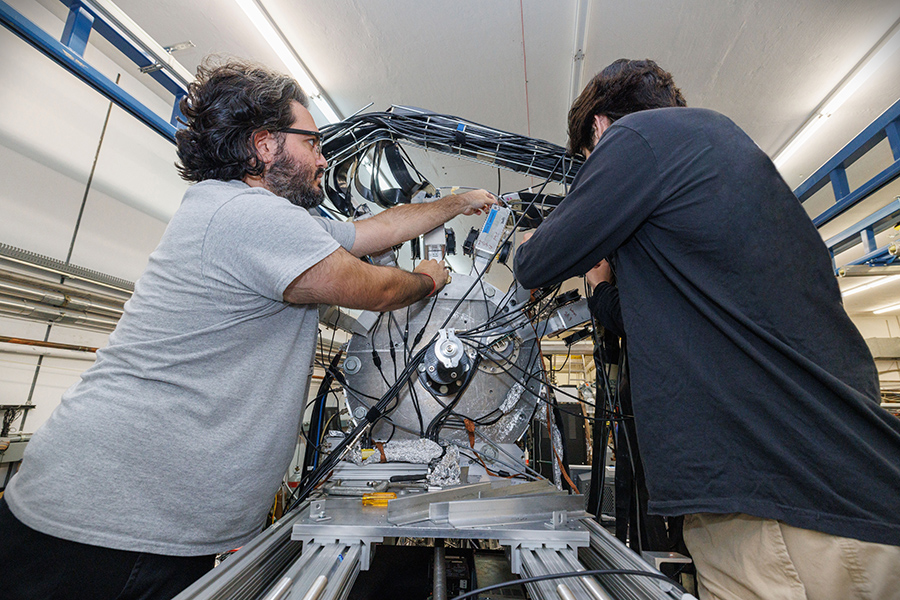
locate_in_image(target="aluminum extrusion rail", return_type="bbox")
[519,546,614,600]
[579,519,690,600]
[173,505,308,600]
[262,541,361,600]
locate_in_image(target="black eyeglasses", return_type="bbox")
[277,128,323,156]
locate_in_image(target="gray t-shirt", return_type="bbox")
[6,179,355,555]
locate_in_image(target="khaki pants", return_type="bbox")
[683,513,900,600]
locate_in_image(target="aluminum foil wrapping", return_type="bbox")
[499,382,524,414]
[491,409,530,441]
[344,439,366,465]
[362,437,443,465]
[535,385,549,424]
[427,445,460,487]
[550,421,564,491]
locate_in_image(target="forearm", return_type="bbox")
[367,268,435,312]
[514,219,586,289]
[284,248,436,312]
[350,195,466,257]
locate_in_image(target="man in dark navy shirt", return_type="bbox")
[515,59,900,599]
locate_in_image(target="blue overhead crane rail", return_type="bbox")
[792,98,900,273]
[0,0,184,143]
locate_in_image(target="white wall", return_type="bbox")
[0,0,186,448]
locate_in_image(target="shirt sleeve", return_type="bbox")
[202,193,342,301]
[311,215,356,250]
[513,125,663,288]
[587,282,624,338]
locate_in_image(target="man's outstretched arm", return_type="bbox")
[350,190,496,257]
[283,248,449,313]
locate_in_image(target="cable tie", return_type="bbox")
[366,406,383,423]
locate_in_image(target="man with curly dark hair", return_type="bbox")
[0,58,495,599]
[516,59,900,599]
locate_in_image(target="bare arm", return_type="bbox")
[283,248,450,312]
[350,190,496,257]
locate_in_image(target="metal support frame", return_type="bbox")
[173,483,676,600]
[292,488,597,598]
[0,0,187,142]
[61,3,93,55]
[794,98,900,225]
[59,0,192,93]
[825,197,900,269]
[792,98,900,272]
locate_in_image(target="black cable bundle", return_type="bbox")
[301,350,344,475]
[319,106,583,217]
[287,342,434,512]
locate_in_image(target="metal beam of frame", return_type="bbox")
[838,264,900,277]
[814,160,900,229]
[386,482,492,525]
[836,242,899,270]
[58,0,193,94]
[0,0,177,142]
[825,197,900,256]
[441,492,586,527]
[793,98,900,228]
[61,3,93,55]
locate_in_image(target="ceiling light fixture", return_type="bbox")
[841,275,900,297]
[773,19,900,169]
[873,301,900,315]
[234,0,342,123]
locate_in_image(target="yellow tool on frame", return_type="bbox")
[361,492,396,507]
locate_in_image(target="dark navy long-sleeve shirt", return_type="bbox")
[515,107,900,546]
[588,282,624,339]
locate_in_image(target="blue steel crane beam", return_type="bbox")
[793,98,900,229]
[0,0,177,143]
[58,0,192,96]
[791,98,900,272]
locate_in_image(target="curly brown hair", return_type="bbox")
[567,59,686,155]
[175,58,308,182]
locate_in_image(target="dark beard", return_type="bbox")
[263,146,325,209]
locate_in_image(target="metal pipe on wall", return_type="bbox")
[0,246,134,295]
[0,280,124,317]
[0,336,98,352]
[0,297,118,332]
[0,341,97,362]
[0,267,128,310]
